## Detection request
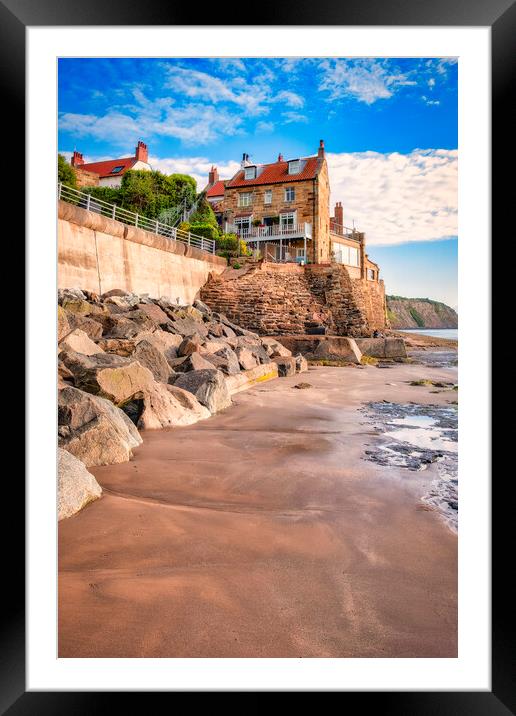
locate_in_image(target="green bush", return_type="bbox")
[189,222,220,241]
[58,154,77,189]
[188,196,218,227]
[84,186,122,205]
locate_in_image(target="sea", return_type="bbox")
[399,328,458,341]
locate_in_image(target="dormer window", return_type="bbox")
[244,166,257,180]
[111,165,124,174]
[288,159,301,175]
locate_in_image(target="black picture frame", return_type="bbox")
[5,0,511,710]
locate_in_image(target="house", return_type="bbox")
[205,141,379,283]
[70,141,152,188]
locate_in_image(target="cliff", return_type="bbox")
[386,296,458,329]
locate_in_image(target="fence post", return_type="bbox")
[86,194,91,212]
[135,213,139,229]
[112,204,116,220]
[58,183,62,200]
[155,219,159,235]
[188,233,191,246]
[200,238,204,251]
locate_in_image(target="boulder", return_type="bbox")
[66,315,104,340]
[312,337,362,363]
[58,386,142,466]
[137,302,170,325]
[101,288,131,299]
[193,299,212,316]
[354,337,407,359]
[235,346,259,371]
[101,313,157,340]
[225,362,279,394]
[173,369,232,414]
[59,328,105,356]
[201,339,232,354]
[104,293,140,309]
[272,356,297,377]
[58,448,102,520]
[203,346,241,375]
[137,382,210,430]
[58,305,70,341]
[178,334,204,357]
[260,337,292,358]
[169,352,214,373]
[294,354,308,373]
[96,338,138,357]
[60,350,155,404]
[58,288,87,304]
[131,339,171,383]
[166,316,209,338]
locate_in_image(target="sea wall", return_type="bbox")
[200,261,387,336]
[58,201,227,304]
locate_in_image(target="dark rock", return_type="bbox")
[173,369,231,413]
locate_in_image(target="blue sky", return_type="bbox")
[58,57,458,308]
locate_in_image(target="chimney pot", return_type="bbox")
[135,140,149,163]
[318,139,325,159]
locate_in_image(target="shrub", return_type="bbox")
[58,154,77,189]
[177,221,191,234]
[188,196,218,227]
[190,222,220,241]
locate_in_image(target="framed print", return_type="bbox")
[4,0,512,709]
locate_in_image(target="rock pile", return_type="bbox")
[57,288,307,519]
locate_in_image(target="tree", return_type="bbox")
[120,169,197,219]
[188,195,218,227]
[58,154,77,189]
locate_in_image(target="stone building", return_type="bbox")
[70,141,152,188]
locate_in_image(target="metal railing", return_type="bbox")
[329,221,359,240]
[226,222,312,241]
[58,183,216,254]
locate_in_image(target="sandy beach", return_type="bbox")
[59,356,458,658]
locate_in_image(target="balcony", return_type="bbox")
[227,222,312,241]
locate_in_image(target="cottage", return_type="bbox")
[70,141,152,188]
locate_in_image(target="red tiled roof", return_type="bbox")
[79,157,138,178]
[227,155,320,188]
[206,180,226,197]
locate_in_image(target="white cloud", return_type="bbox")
[273,90,305,108]
[148,155,241,191]
[327,149,457,245]
[281,111,308,124]
[318,59,416,104]
[256,121,274,133]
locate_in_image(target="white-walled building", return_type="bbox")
[70,141,152,187]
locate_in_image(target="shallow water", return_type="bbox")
[362,402,458,531]
[400,328,458,340]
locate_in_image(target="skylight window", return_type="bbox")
[111,166,124,174]
[244,166,257,180]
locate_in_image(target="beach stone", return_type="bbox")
[131,339,171,383]
[235,346,259,370]
[137,302,170,325]
[261,337,292,358]
[178,334,204,357]
[58,386,142,466]
[66,314,104,341]
[58,448,102,520]
[138,382,211,429]
[173,368,231,414]
[60,350,155,404]
[193,299,212,316]
[96,338,138,357]
[170,352,214,374]
[201,338,231,354]
[58,288,87,304]
[313,337,362,363]
[203,346,241,375]
[166,316,209,338]
[294,354,308,373]
[101,289,131,299]
[58,305,70,341]
[272,356,297,377]
[59,328,105,356]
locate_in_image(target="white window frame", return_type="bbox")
[244,166,256,180]
[238,192,253,207]
[280,211,296,229]
[349,246,359,267]
[288,160,301,175]
[284,186,295,202]
[264,189,272,205]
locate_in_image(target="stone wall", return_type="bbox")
[200,261,388,336]
[58,201,226,303]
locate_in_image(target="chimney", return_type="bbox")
[135,140,148,163]
[241,152,251,168]
[71,150,84,167]
[278,153,284,162]
[334,201,343,227]
[208,165,219,186]
[318,139,325,159]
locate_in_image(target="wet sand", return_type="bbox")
[59,360,458,658]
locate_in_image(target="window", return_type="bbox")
[288,160,301,175]
[367,268,375,280]
[238,192,253,207]
[110,165,124,174]
[264,189,272,205]
[235,217,251,234]
[280,212,296,231]
[349,247,359,267]
[284,186,295,202]
[244,166,256,180]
